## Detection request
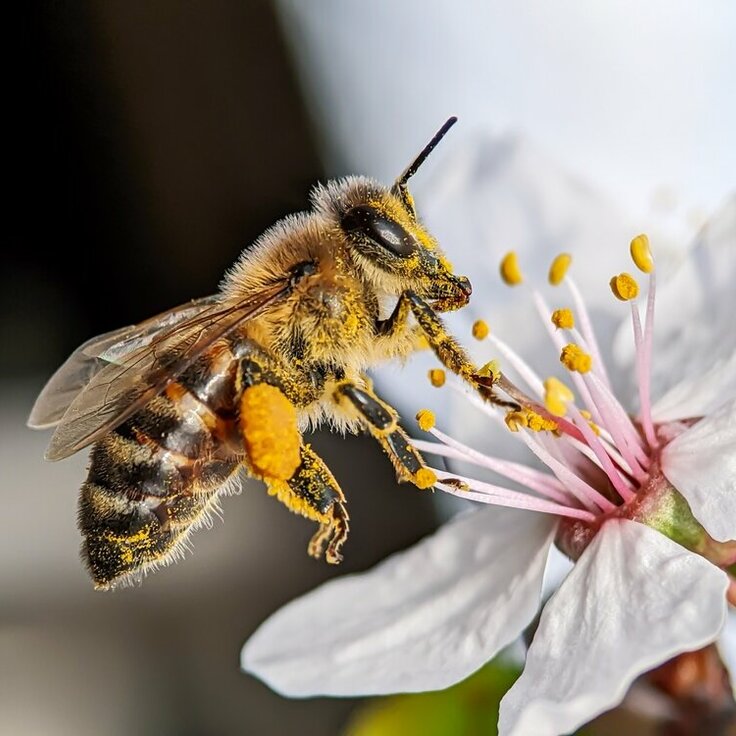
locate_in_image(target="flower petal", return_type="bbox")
[498,519,728,736]
[661,397,736,542]
[242,507,555,697]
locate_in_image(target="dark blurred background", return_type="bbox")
[3,3,438,734]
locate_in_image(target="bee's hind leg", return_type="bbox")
[334,381,435,490]
[262,444,350,564]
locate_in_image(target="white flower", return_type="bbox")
[242,201,736,735]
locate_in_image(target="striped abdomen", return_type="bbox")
[79,343,243,588]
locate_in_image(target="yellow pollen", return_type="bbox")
[414,468,437,489]
[549,253,572,285]
[416,335,430,350]
[472,319,490,340]
[240,384,301,481]
[587,419,601,436]
[609,272,640,301]
[500,251,523,285]
[439,255,454,272]
[415,409,436,432]
[630,234,654,274]
[505,409,556,433]
[428,368,446,387]
[477,360,501,382]
[580,409,592,419]
[551,308,574,330]
[560,343,592,373]
[543,376,574,416]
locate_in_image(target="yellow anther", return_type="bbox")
[630,234,654,274]
[415,409,436,432]
[505,408,557,432]
[472,319,490,340]
[609,272,640,301]
[560,343,592,373]
[549,253,572,285]
[428,368,446,387]
[544,377,574,417]
[477,360,501,382]
[504,410,527,432]
[500,251,523,285]
[551,308,574,330]
[587,420,601,436]
[580,409,592,420]
[240,384,301,481]
[414,467,437,489]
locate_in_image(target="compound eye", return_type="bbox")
[341,206,417,257]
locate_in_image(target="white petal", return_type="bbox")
[242,507,555,697]
[719,611,736,697]
[652,349,736,422]
[662,397,736,542]
[499,519,728,736]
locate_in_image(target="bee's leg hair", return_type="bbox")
[334,381,430,488]
[262,444,350,564]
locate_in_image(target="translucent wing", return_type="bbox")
[42,282,291,461]
[28,296,218,430]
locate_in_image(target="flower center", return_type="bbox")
[413,235,716,560]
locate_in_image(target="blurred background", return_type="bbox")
[4,2,734,735]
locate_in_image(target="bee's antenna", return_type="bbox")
[394,116,458,190]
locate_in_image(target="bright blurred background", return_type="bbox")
[4,2,734,734]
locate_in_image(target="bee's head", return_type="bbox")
[312,118,471,307]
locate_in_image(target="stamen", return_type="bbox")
[548,253,572,285]
[560,343,592,373]
[505,409,557,433]
[516,429,615,513]
[551,308,575,330]
[610,272,640,301]
[630,234,654,274]
[472,319,490,340]
[412,432,571,504]
[414,468,437,489]
[544,377,574,417]
[415,408,436,431]
[428,368,446,387]
[565,402,636,503]
[434,472,598,523]
[500,251,523,286]
[487,334,544,398]
[629,292,659,448]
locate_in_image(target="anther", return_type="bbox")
[549,253,572,285]
[544,377,574,416]
[472,319,490,340]
[476,360,501,382]
[630,234,654,274]
[610,272,640,301]
[551,308,574,330]
[560,343,592,373]
[416,409,436,431]
[414,468,437,489]
[428,368,446,387]
[500,251,523,286]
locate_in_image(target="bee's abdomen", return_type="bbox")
[79,346,243,588]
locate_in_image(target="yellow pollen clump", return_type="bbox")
[428,368,446,387]
[500,251,523,286]
[472,319,490,340]
[630,234,654,274]
[240,384,301,481]
[505,409,557,433]
[414,468,437,489]
[548,253,572,285]
[415,408,436,432]
[610,272,640,301]
[551,308,574,330]
[477,360,501,382]
[543,377,574,416]
[560,343,592,373]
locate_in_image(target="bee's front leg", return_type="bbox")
[405,291,514,408]
[334,380,436,490]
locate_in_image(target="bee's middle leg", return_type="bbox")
[333,381,435,490]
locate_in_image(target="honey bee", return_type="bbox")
[29,117,493,589]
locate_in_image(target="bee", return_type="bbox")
[28,117,491,589]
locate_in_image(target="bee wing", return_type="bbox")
[28,296,219,430]
[42,282,290,461]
